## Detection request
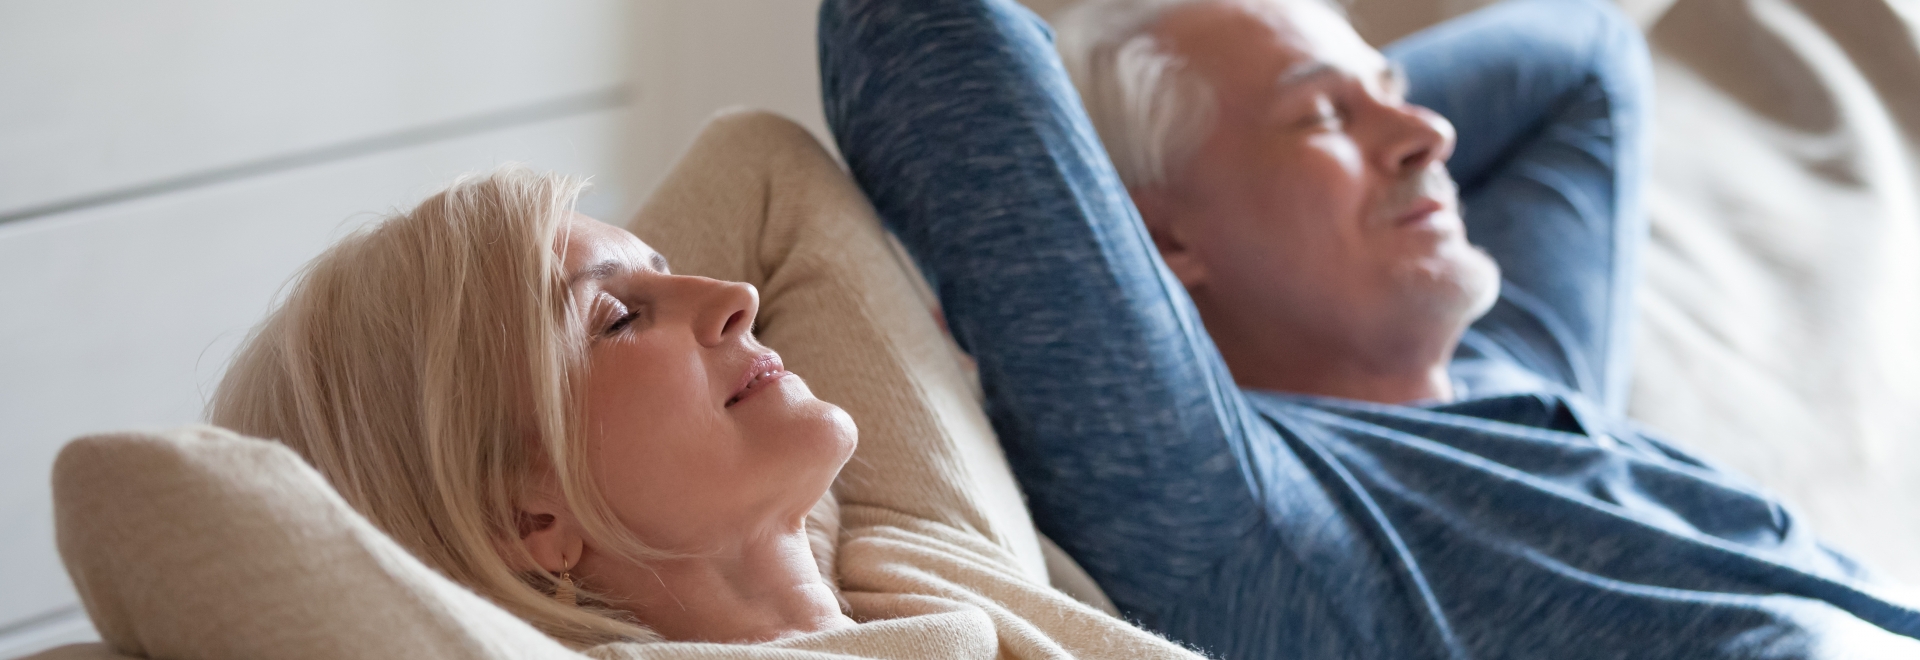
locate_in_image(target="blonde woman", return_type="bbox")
[126,105,1192,658]
[51,1,1200,655]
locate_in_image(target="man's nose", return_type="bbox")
[689,277,760,347]
[1380,103,1457,176]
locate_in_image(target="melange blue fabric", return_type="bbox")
[816,0,1920,657]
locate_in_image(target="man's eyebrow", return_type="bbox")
[1275,60,1339,91]
[649,252,670,274]
[1382,62,1409,97]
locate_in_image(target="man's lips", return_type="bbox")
[727,353,789,407]
[1394,197,1447,227]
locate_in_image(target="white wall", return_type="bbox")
[622,0,836,200]
[0,1,632,655]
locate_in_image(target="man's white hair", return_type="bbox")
[1055,0,1347,189]
[1055,0,1218,189]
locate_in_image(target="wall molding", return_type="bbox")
[0,86,630,227]
[0,604,96,658]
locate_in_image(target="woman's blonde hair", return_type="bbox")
[209,167,662,646]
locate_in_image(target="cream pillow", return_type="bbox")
[50,425,584,660]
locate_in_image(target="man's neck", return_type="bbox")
[1229,348,1456,404]
[1196,296,1461,405]
[603,527,852,643]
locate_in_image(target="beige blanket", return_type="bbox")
[39,112,1197,660]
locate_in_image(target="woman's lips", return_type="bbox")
[727,353,789,407]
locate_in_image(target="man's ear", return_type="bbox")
[1131,187,1209,288]
[517,487,585,575]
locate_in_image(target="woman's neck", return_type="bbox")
[592,527,853,643]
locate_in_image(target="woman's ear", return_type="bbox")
[517,489,586,574]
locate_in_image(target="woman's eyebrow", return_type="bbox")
[568,260,622,288]
[569,252,669,289]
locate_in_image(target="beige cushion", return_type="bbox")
[52,425,583,660]
[22,644,138,660]
[1038,536,1118,616]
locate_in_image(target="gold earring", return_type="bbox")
[554,557,577,606]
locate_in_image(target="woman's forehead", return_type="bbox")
[559,213,666,285]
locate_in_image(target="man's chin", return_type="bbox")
[1395,241,1501,324]
[1457,243,1502,319]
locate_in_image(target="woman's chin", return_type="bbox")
[795,396,859,466]
[738,376,858,462]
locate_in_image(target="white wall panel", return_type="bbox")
[0,0,626,220]
[0,608,94,659]
[623,0,832,199]
[613,0,1097,199]
[0,108,628,655]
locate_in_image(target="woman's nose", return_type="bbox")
[691,278,760,347]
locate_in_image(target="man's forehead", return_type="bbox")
[1158,0,1386,87]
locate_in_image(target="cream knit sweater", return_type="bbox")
[43,111,1205,660]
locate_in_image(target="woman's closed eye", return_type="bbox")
[599,296,650,337]
[607,308,640,334]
